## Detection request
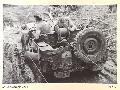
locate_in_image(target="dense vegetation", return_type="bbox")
[3,5,117,83]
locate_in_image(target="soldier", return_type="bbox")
[54,17,77,44]
[21,22,38,51]
[34,15,52,34]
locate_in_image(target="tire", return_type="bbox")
[73,27,107,71]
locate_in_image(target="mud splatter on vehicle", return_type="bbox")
[3,4,117,83]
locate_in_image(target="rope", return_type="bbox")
[22,38,48,82]
[27,54,48,83]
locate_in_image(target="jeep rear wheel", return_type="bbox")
[80,31,104,55]
[74,27,107,71]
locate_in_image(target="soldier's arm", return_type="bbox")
[69,19,77,31]
[53,20,59,32]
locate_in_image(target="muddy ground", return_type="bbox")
[3,5,117,84]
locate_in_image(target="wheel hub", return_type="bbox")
[84,38,98,53]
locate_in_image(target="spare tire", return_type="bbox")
[73,27,107,70]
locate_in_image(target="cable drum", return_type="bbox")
[73,27,107,67]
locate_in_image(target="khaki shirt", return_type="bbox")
[54,17,77,32]
[36,21,52,34]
